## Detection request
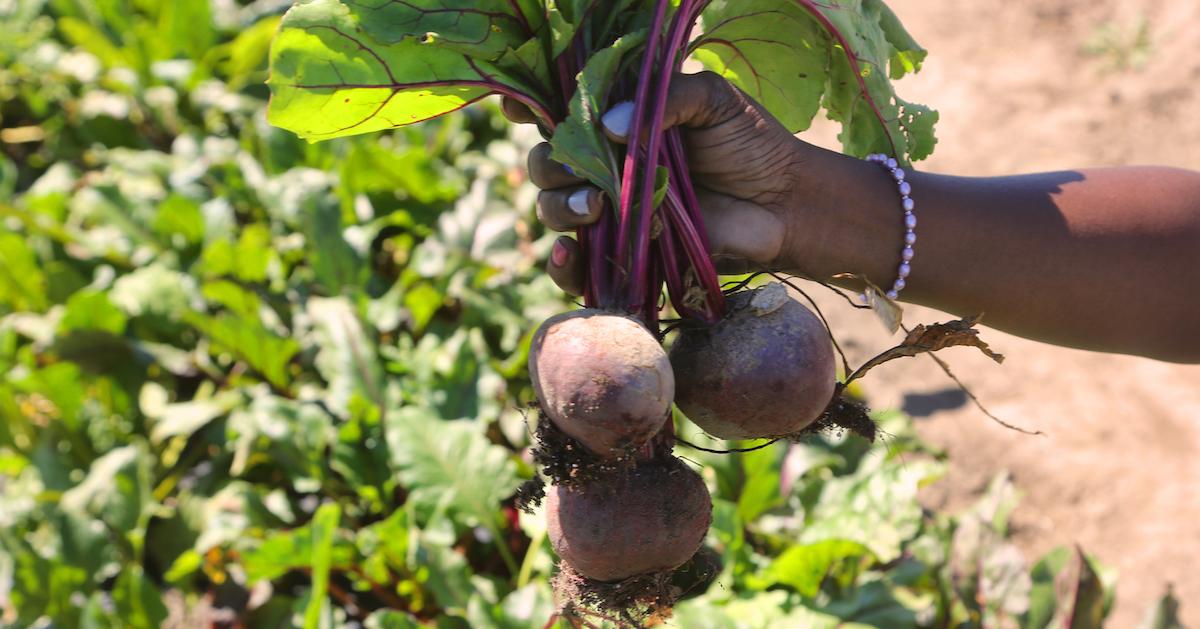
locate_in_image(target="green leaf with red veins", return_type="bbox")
[694,0,937,163]
[693,0,830,134]
[549,30,646,200]
[809,0,935,162]
[496,35,554,101]
[267,0,542,141]
[896,96,939,161]
[875,2,927,78]
[545,0,589,55]
[344,0,533,59]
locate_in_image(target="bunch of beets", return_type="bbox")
[268,0,939,620]
[530,281,833,589]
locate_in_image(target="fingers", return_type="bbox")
[500,96,537,124]
[693,188,785,268]
[659,71,745,132]
[528,142,584,189]
[536,186,605,232]
[600,101,636,143]
[547,236,586,296]
[600,72,744,144]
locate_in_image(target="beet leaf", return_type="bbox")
[694,0,938,161]
[267,0,551,141]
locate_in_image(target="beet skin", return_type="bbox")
[669,283,835,439]
[529,310,674,457]
[546,457,711,582]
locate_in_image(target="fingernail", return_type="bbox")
[551,239,569,267]
[601,101,635,139]
[563,163,576,176]
[567,189,591,216]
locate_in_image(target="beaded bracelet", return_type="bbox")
[865,153,916,300]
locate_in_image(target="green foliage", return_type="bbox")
[694,0,938,161]
[0,1,1138,627]
[266,0,937,165]
[549,31,646,200]
[266,0,535,141]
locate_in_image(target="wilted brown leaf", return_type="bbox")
[847,315,1003,383]
[832,273,903,333]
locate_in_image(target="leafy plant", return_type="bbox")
[0,1,1182,627]
[266,0,938,323]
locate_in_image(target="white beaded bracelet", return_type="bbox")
[865,153,916,300]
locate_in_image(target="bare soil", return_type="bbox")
[803,1,1200,625]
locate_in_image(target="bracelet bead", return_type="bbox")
[863,153,917,301]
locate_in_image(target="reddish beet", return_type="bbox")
[546,457,711,582]
[669,283,835,439]
[529,310,674,457]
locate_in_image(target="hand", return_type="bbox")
[503,71,869,295]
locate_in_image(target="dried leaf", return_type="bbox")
[847,315,1003,383]
[833,273,902,333]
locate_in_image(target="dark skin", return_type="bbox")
[503,72,1200,364]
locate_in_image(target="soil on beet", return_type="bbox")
[516,409,647,513]
[552,546,720,628]
[797,384,878,443]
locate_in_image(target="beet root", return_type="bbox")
[670,282,836,439]
[529,310,674,457]
[546,457,711,582]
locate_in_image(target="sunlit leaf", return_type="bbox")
[304,503,341,629]
[185,311,299,391]
[364,609,423,628]
[60,444,154,536]
[0,232,47,312]
[767,540,873,598]
[385,408,520,528]
[267,0,537,141]
[111,567,169,629]
[800,457,942,563]
[306,296,382,416]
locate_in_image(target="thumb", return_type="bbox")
[600,72,743,144]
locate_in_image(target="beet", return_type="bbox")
[669,283,835,439]
[529,310,674,457]
[546,457,711,582]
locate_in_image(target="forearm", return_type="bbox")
[797,154,1200,362]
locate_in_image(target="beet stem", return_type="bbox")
[613,0,671,301]
[626,0,695,311]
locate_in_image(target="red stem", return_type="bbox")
[666,130,710,253]
[625,0,694,311]
[587,214,612,306]
[664,134,724,318]
[656,211,694,318]
[664,187,723,322]
[612,0,670,301]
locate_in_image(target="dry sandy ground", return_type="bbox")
[801,1,1200,626]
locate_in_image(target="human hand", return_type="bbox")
[504,71,877,295]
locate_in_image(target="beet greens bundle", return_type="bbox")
[268,0,936,328]
[268,0,940,622]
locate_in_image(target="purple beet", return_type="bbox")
[529,310,674,457]
[546,457,711,582]
[669,283,835,439]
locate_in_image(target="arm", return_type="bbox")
[506,72,1200,363]
[801,154,1200,363]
